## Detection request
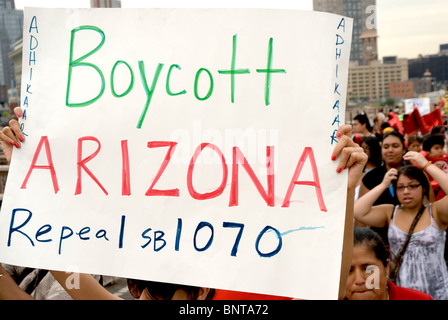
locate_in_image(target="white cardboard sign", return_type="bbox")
[0,8,352,300]
[405,97,430,115]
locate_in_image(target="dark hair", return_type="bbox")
[422,135,445,152]
[353,227,389,267]
[431,125,446,135]
[392,165,430,201]
[127,279,216,300]
[361,135,382,167]
[354,113,372,132]
[407,134,423,145]
[382,130,405,149]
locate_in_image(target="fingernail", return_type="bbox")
[331,155,336,161]
[336,167,342,173]
[18,136,24,142]
[17,112,22,118]
[336,132,341,138]
[9,141,14,146]
[15,143,20,148]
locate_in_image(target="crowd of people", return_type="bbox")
[351,109,448,300]
[0,107,447,300]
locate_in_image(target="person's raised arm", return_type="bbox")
[353,169,396,228]
[0,263,34,300]
[331,124,367,300]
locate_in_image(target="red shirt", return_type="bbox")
[213,282,433,300]
[213,289,292,300]
[388,281,433,300]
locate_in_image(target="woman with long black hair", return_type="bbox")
[354,151,448,299]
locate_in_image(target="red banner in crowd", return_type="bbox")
[400,106,444,136]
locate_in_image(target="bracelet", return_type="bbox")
[423,161,432,171]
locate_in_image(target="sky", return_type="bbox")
[13,0,448,60]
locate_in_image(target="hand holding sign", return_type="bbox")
[331,124,367,191]
[0,107,25,159]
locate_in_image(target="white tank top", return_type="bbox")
[388,205,448,300]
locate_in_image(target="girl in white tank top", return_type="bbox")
[354,151,448,300]
[388,205,448,300]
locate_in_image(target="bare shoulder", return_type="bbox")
[432,200,448,230]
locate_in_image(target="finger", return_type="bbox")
[345,151,368,172]
[331,134,358,161]
[403,151,422,161]
[3,121,23,148]
[8,119,24,145]
[386,168,396,175]
[336,124,353,138]
[386,172,397,179]
[388,174,397,182]
[0,128,16,147]
[337,146,365,172]
[386,169,397,178]
[14,106,23,118]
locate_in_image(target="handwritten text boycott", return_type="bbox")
[0,8,352,299]
[67,28,286,128]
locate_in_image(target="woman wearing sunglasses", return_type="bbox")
[354,151,448,300]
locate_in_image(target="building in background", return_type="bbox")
[8,37,21,97]
[314,0,418,113]
[347,56,409,103]
[90,0,122,8]
[389,80,414,100]
[313,0,376,66]
[0,0,23,104]
[408,44,448,93]
[440,44,448,55]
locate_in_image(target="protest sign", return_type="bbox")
[0,8,352,299]
[405,97,430,115]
